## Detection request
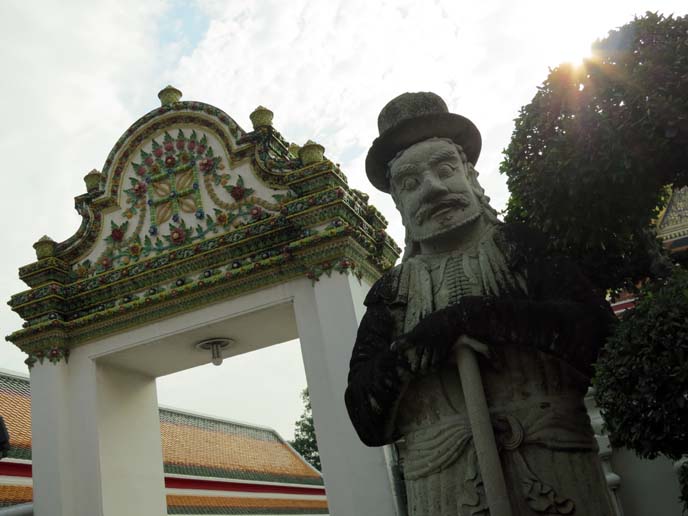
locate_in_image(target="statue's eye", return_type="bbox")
[437,163,456,178]
[401,177,420,191]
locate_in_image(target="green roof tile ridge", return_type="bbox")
[163,463,324,486]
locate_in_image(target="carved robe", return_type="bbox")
[345,223,615,516]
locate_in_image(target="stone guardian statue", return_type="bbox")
[345,92,616,516]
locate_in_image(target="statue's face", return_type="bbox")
[389,139,481,244]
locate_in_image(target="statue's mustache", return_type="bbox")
[414,194,471,224]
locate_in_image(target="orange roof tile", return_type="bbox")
[160,411,320,483]
[167,494,328,510]
[0,485,31,505]
[0,484,331,514]
[0,374,31,459]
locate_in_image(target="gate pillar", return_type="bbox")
[295,273,400,515]
[30,353,166,516]
[29,361,74,516]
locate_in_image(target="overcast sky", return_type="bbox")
[1,0,685,441]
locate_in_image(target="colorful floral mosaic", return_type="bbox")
[75,128,294,277]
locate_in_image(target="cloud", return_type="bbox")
[0,0,173,371]
[175,1,684,246]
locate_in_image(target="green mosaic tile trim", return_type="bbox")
[19,257,71,288]
[9,192,397,324]
[0,502,31,509]
[11,219,396,332]
[7,446,31,461]
[10,221,387,326]
[11,241,382,366]
[11,186,395,315]
[0,375,30,396]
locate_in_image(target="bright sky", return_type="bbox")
[0,0,685,441]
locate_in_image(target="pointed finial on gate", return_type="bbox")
[84,169,102,193]
[249,106,274,129]
[299,140,325,165]
[33,235,57,260]
[158,85,183,106]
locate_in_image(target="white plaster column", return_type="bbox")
[29,361,76,516]
[95,362,167,516]
[29,350,166,516]
[293,273,401,516]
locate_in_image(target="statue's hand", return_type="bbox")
[455,335,490,358]
[390,340,441,375]
[390,306,462,374]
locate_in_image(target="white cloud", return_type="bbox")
[173,0,687,245]
[0,0,169,370]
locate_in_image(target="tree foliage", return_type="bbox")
[501,12,688,292]
[502,14,688,510]
[289,388,321,471]
[594,267,688,461]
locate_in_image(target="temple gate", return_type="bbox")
[6,86,402,516]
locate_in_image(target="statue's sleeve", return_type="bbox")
[345,273,409,447]
[457,249,614,377]
[461,302,609,377]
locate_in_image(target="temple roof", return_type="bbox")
[657,186,688,255]
[159,408,322,485]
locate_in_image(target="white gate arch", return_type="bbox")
[7,86,402,516]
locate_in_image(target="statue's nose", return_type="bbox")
[419,172,448,199]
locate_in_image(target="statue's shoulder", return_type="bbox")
[498,222,548,268]
[364,263,404,307]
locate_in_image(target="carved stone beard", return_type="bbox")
[397,191,486,261]
[402,202,483,244]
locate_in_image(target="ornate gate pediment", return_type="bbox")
[7,86,400,366]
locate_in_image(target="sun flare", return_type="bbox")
[556,37,593,67]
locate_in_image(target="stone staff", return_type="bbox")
[455,336,513,516]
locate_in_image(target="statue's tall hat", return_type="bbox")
[365,92,482,193]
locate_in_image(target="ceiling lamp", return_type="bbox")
[194,338,233,366]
